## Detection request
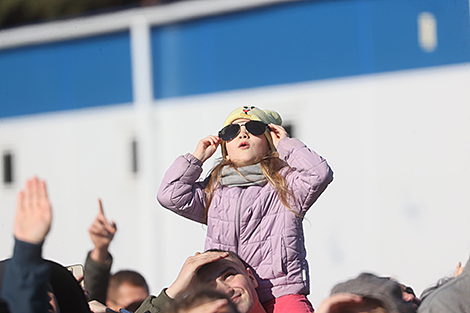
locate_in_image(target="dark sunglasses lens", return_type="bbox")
[219,124,240,141]
[245,121,267,136]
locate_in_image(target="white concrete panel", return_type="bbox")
[1,64,470,307]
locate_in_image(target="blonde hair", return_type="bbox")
[203,150,297,221]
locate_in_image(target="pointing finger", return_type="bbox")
[98,199,105,216]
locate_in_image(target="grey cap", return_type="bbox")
[331,273,416,313]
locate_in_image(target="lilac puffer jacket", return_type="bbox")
[157,137,333,303]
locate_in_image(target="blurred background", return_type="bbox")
[1,0,470,307]
[0,0,177,29]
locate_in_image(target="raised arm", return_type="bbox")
[276,136,334,213]
[2,177,53,313]
[157,138,215,224]
[85,199,117,303]
[134,251,229,313]
[166,251,229,300]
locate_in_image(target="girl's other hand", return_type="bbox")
[193,135,222,163]
[269,124,288,148]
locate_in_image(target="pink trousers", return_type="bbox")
[263,294,315,313]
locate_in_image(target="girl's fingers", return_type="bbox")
[207,135,220,145]
[269,123,288,139]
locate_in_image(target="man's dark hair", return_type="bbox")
[331,273,416,313]
[108,270,149,293]
[107,270,149,312]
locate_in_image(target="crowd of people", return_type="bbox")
[1,106,469,313]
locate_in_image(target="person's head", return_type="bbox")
[317,293,390,313]
[48,260,91,313]
[330,273,417,313]
[106,270,149,312]
[194,250,261,313]
[0,259,90,313]
[351,297,388,313]
[219,106,282,166]
[170,288,240,313]
[205,106,293,218]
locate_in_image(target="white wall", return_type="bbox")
[1,63,470,307]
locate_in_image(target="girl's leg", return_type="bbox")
[263,294,314,313]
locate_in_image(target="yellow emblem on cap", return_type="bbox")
[241,106,254,118]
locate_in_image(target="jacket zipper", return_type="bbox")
[234,189,246,255]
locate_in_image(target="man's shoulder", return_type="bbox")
[418,272,470,312]
[135,289,175,313]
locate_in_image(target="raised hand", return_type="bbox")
[454,261,465,277]
[88,300,118,313]
[13,177,52,244]
[268,124,288,148]
[316,293,365,313]
[192,135,222,163]
[166,251,229,300]
[88,199,117,264]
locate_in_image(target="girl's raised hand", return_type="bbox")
[193,135,222,163]
[269,123,289,148]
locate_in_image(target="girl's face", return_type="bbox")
[225,118,270,167]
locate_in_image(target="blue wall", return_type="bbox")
[0,32,133,118]
[151,0,470,98]
[1,0,469,118]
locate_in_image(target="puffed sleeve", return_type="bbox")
[157,153,208,224]
[277,137,333,214]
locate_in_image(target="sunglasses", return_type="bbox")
[218,120,269,141]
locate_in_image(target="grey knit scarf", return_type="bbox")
[220,163,267,187]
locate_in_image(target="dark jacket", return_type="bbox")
[0,238,91,313]
[134,289,174,313]
[84,251,113,303]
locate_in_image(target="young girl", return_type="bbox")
[157,106,333,313]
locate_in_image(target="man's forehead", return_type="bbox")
[197,257,245,281]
